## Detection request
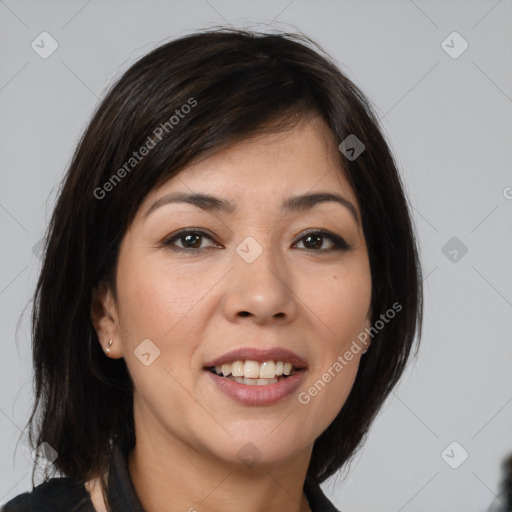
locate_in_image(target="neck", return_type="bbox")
[127,430,313,512]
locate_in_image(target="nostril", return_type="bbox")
[239,311,250,317]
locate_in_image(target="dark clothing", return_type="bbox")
[2,443,340,511]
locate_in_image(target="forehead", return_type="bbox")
[139,116,358,216]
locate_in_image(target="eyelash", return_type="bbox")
[161,228,350,253]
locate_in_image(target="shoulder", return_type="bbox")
[1,477,94,512]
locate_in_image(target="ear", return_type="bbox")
[90,281,123,358]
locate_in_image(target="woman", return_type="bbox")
[2,27,422,512]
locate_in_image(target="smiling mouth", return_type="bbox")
[206,360,302,386]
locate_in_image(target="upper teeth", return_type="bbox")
[213,360,295,379]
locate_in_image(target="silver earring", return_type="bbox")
[104,339,113,354]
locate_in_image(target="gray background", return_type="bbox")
[1,1,511,510]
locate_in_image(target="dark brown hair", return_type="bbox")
[24,26,422,498]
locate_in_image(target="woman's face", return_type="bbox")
[95,116,372,469]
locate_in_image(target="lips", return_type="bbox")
[205,369,307,406]
[203,347,308,405]
[203,347,308,369]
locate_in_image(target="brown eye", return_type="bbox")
[294,230,350,252]
[162,229,218,252]
[179,233,203,249]
[161,228,350,253]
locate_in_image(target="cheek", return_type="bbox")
[114,251,227,390]
[113,255,209,408]
[301,261,372,345]
[116,251,208,341]
[295,262,371,426]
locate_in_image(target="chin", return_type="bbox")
[200,427,311,468]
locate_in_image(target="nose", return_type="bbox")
[221,237,298,325]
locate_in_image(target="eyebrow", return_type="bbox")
[144,191,360,225]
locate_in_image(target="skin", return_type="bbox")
[90,115,372,512]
